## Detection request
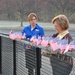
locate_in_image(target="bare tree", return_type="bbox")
[0,0,75,23]
[48,0,75,16]
[15,0,41,26]
[0,0,5,14]
[1,0,16,20]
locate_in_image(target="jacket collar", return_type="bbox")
[57,30,69,40]
[29,24,39,29]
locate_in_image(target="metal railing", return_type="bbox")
[0,34,75,75]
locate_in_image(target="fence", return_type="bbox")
[0,34,75,75]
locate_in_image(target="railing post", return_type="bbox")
[36,47,41,75]
[13,40,16,75]
[25,44,35,75]
[0,36,2,74]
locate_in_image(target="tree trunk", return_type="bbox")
[21,20,23,27]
